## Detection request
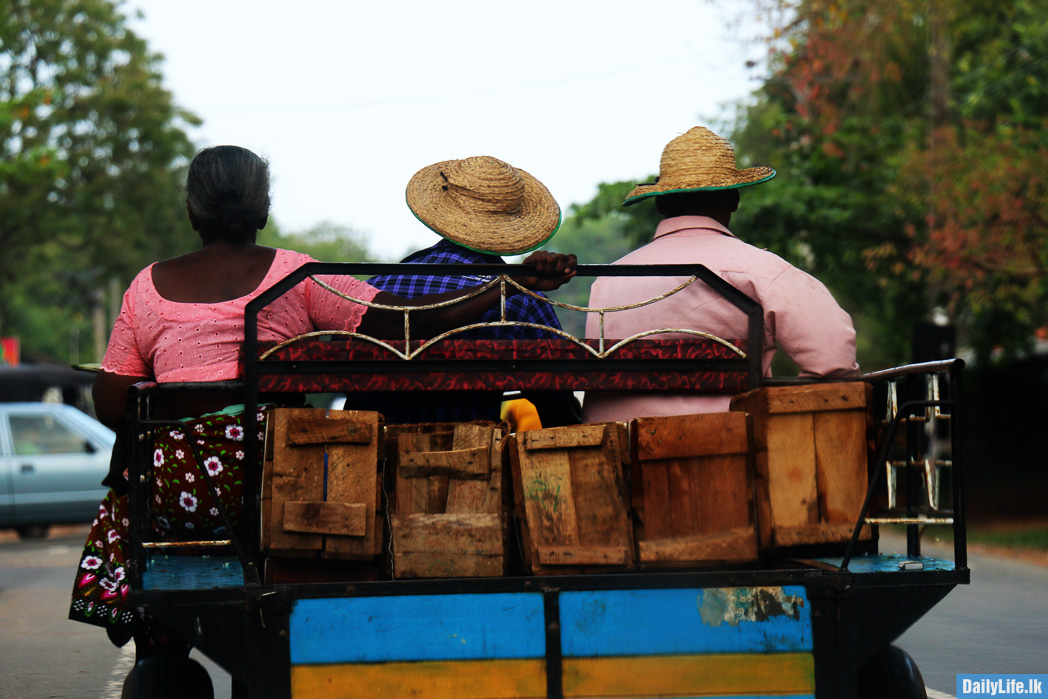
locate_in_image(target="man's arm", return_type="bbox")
[767,267,860,378]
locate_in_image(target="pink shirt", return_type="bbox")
[101,248,381,382]
[583,216,858,421]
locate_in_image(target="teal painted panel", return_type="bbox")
[817,554,956,573]
[141,554,243,590]
[290,592,546,664]
[560,587,812,657]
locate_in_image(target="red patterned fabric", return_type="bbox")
[248,338,749,395]
[69,408,270,638]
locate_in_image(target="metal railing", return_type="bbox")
[840,359,967,570]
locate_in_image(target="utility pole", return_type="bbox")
[927,0,952,231]
[925,0,952,323]
[93,288,106,364]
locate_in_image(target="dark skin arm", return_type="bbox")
[93,372,148,429]
[92,374,301,429]
[93,251,577,428]
[355,250,576,338]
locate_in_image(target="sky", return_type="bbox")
[125,0,767,261]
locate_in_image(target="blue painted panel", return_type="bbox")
[290,592,546,664]
[817,554,956,573]
[560,587,812,657]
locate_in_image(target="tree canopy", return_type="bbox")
[728,0,1048,364]
[561,0,1048,367]
[258,221,379,268]
[1,0,199,361]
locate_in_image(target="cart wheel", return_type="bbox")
[121,656,214,699]
[858,645,927,699]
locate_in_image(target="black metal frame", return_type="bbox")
[842,358,968,570]
[118,262,969,699]
[239,263,764,572]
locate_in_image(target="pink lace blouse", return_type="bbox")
[100,248,381,382]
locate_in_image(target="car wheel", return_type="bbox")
[15,524,51,540]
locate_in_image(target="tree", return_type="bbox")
[258,221,379,265]
[1,0,199,361]
[562,181,663,251]
[539,189,644,337]
[727,0,1048,364]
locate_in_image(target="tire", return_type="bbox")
[858,645,927,699]
[15,524,50,540]
[121,656,214,699]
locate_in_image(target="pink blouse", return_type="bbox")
[100,248,381,382]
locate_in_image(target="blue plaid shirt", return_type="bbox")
[367,240,563,339]
[344,240,564,423]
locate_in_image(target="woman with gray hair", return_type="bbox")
[69,145,575,660]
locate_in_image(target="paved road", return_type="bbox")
[0,526,230,699]
[884,531,1048,697]
[2,525,1044,698]
[0,526,125,699]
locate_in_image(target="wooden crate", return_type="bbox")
[629,412,757,566]
[729,382,873,549]
[509,423,634,574]
[261,408,383,561]
[386,422,507,578]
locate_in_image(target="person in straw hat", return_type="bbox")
[582,126,858,422]
[345,155,581,426]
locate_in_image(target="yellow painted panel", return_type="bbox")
[291,658,547,699]
[563,652,815,697]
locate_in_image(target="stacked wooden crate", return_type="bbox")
[730,382,872,549]
[629,412,757,566]
[386,421,508,578]
[508,423,635,574]
[259,382,874,579]
[261,408,384,566]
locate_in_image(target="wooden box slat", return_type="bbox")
[398,432,491,480]
[262,408,382,561]
[282,501,367,537]
[730,383,872,549]
[638,527,756,563]
[287,417,372,445]
[390,513,503,578]
[510,423,634,575]
[387,422,507,578]
[630,412,757,566]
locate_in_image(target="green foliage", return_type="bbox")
[258,221,380,264]
[892,123,1048,362]
[563,181,662,251]
[1,0,199,361]
[727,0,1048,366]
[4,282,93,363]
[730,106,927,368]
[951,0,1048,127]
[540,192,643,337]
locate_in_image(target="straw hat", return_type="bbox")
[623,127,775,206]
[405,156,561,255]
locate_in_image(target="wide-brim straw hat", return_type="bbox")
[624,126,776,206]
[405,156,561,255]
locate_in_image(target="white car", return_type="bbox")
[0,402,114,539]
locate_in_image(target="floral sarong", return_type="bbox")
[68,407,268,640]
